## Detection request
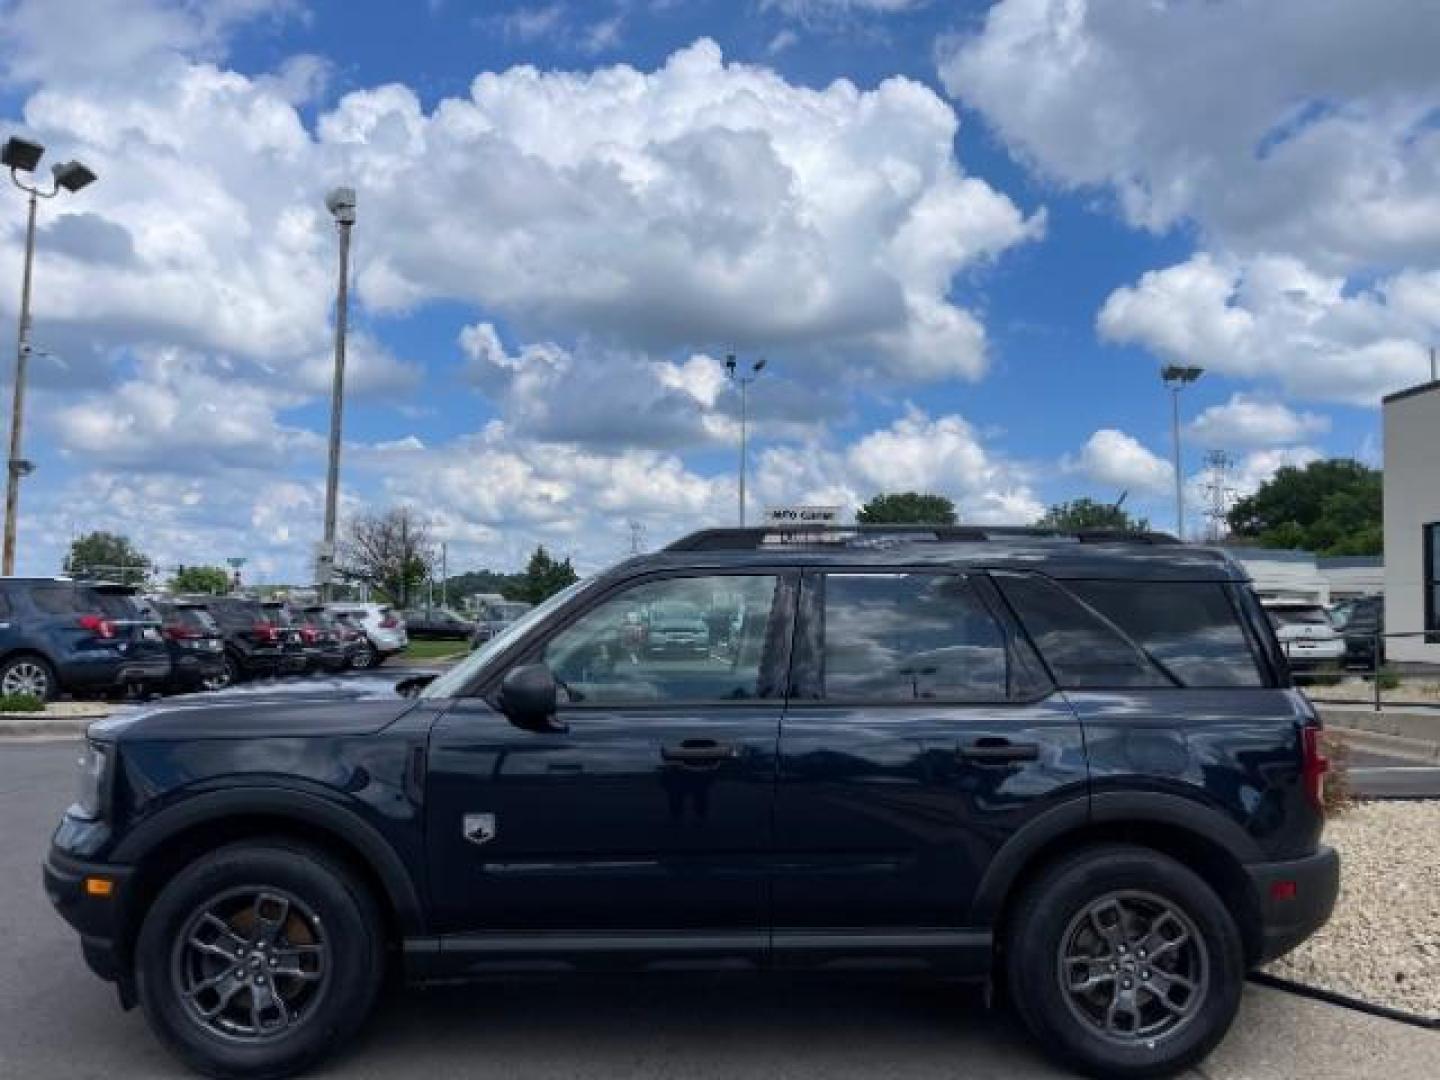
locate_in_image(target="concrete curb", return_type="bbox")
[1315,704,1440,747]
[0,714,97,739]
[1327,724,1440,765]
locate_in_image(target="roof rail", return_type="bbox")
[665,525,1179,552]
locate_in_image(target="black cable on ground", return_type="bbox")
[1247,971,1440,1031]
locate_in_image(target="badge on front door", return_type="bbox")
[462,813,497,846]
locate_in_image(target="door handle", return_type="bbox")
[660,739,737,765]
[957,738,1040,764]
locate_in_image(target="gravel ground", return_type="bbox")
[1267,800,1440,1017]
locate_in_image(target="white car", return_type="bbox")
[323,602,408,668]
[1263,601,1345,669]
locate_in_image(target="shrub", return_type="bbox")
[1321,730,1355,816]
[1304,664,1344,687]
[0,693,44,713]
[1376,667,1400,692]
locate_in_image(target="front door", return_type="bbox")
[426,570,794,944]
[772,570,1088,943]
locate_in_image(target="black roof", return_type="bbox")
[609,526,1247,583]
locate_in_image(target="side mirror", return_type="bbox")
[395,673,437,698]
[497,663,566,733]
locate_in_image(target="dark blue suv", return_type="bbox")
[0,578,170,700]
[43,527,1338,1079]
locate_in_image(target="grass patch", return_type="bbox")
[0,693,45,712]
[1376,666,1401,691]
[402,639,468,660]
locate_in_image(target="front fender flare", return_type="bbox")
[112,785,426,935]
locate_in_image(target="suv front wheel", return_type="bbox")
[135,840,384,1080]
[1006,843,1244,1080]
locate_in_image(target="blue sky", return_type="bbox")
[1,0,1434,582]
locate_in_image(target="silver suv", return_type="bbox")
[322,602,407,668]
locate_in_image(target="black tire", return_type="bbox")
[349,642,378,670]
[0,653,57,702]
[221,652,246,686]
[135,840,385,1080]
[1005,843,1244,1080]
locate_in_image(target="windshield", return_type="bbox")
[1268,606,1333,627]
[420,578,592,699]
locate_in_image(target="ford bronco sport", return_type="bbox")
[44,525,1338,1079]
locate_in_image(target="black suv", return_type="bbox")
[44,527,1338,1079]
[0,578,170,701]
[143,599,228,693]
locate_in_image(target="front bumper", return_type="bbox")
[43,844,135,991]
[1247,845,1340,963]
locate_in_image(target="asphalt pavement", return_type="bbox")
[3,742,1436,1079]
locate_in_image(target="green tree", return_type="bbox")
[63,531,151,585]
[512,545,578,604]
[170,565,231,595]
[1037,498,1150,532]
[1226,459,1382,555]
[855,491,957,525]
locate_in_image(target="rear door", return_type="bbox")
[771,569,1087,943]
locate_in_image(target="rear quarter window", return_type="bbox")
[30,586,84,616]
[1066,580,1264,688]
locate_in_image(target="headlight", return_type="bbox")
[74,740,112,821]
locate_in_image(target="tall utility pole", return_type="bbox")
[1161,364,1204,541]
[319,187,356,599]
[439,541,448,609]
[724,354,766,527]
[3,136,96,574]
[627,519,647,555]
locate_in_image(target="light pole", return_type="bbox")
[2,136,96,575]
[1161,364,1204,541]
[319,187,356,599]
[724,354,766,527]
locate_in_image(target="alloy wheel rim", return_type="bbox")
[2,662,48,697]
[172,886,330,1042]
[1056,889,1208,1046]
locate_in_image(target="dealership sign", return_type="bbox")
[763,505,844,526]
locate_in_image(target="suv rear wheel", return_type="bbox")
[135,840,384,1080]
[349,641,378,669]
[0,654,56,701]
[1005,843,1244,1079]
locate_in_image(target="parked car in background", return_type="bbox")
[323,602,407,668]
[0,578,170,702]
[1263,600,1345,671]
[644,600,710,657]
[259,601,309,676]
[469,600,532,648]
[143,598,227,693]
[291,605,349,674]
[201,596,289,684]
[329,610,368,668]
[1338,595,1385,668]
[401,606,474,640]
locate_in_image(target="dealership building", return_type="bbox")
[1382,379,1440,663]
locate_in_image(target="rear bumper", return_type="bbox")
[169,653,224,688]
[1247,845,1340,963]
[43,844,134,988]
[58,654,171,691]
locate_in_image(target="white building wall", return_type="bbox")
[1382,382,1440,663]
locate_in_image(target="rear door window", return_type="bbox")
[1066,581,1264,688]
[31,586,85,616]
[818,572,1048,702]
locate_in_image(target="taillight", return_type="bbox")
[252,621,278,643]
[1302,725,1329,813]
[379,614,398,629]
[77,614,117,640]
[163,623,200,641]
[299,626,319,644]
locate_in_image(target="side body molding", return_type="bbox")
[111,786,427,935]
